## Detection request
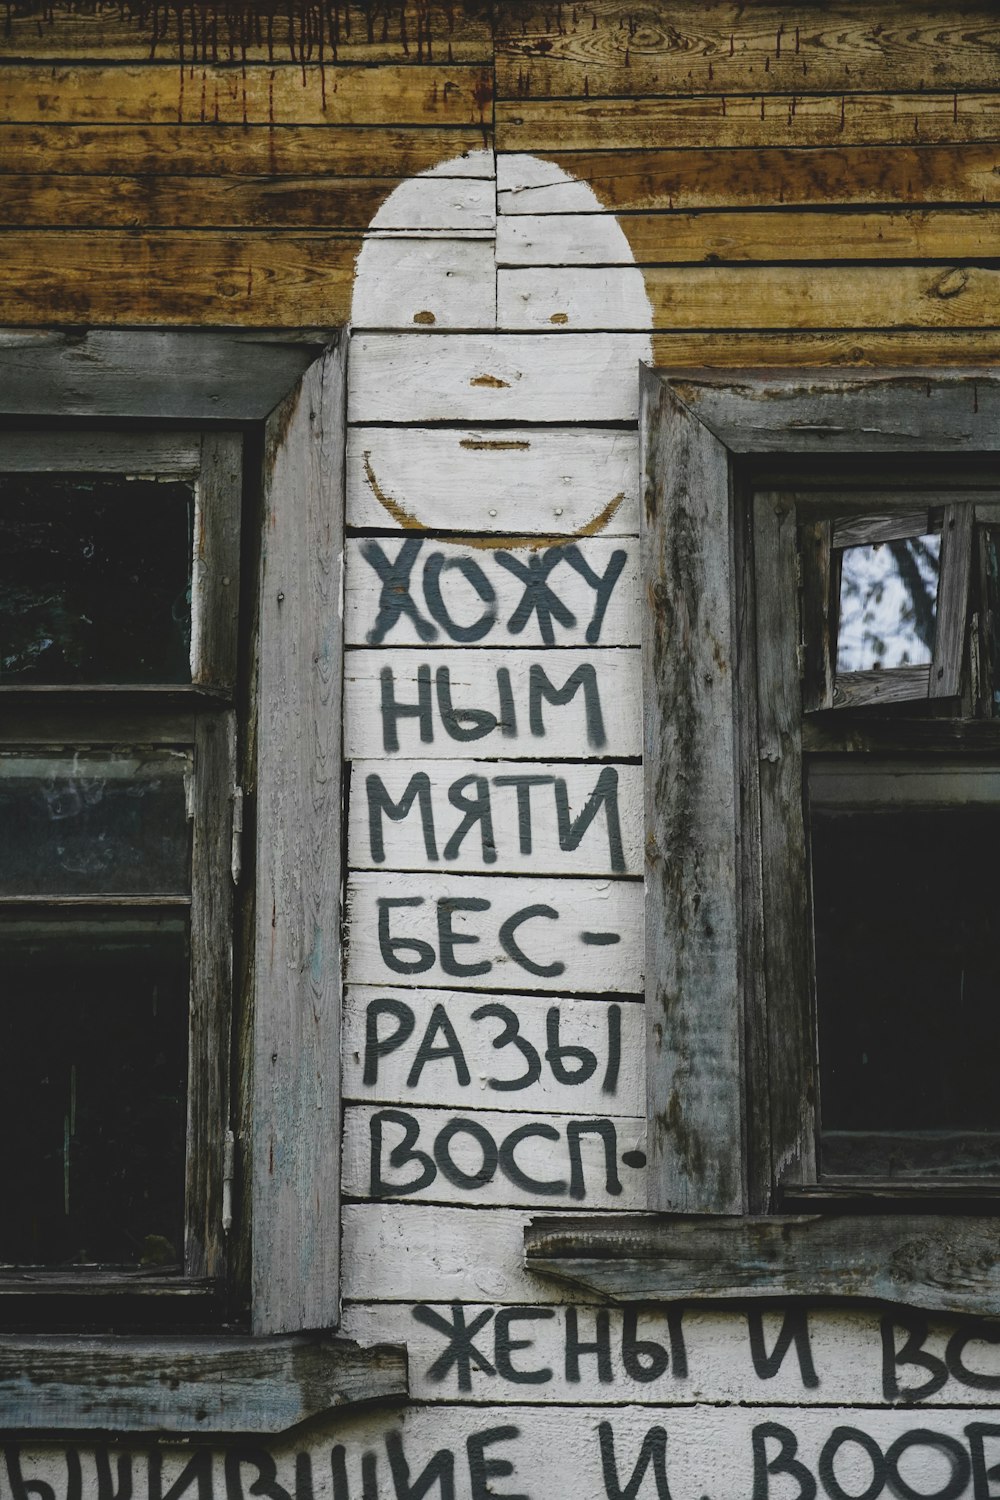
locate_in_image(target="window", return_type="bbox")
[0,331,406,1433]
[525,368,1000,1317]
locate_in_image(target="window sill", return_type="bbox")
[0,1335,408,1434]
[524,1213,1000,1318]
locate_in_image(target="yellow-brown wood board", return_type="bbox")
[0,124,490,177]
[0,63,493,127]
[494,0,1000,96]
[649,330,1000,368]
[0,0,492,62]
[496,93,1000,151]
[0,231,359,323]
[496,145,1000,213]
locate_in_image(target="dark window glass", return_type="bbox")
[0,913,189,1267]
[0,750,192,896]
[811,798,1000,1178]
[0,475,193,683]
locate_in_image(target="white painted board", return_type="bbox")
[351,237,496,330]
[343,1103,647,1208]
[341,1203,597,1304]
[341,1301,1000,1406]
[346,872,643,993]
[343,985,645,1114]
[349,761,642,876]
[346,536,639,649]
[344,647,642,759]
[497,213,638,267]
[346,425,639,536]
[26,1404,1000,1499]
[367,173,496,232]
[347,333,653,423]
[498,267,654,331]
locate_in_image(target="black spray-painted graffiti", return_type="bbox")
[369,1110,645,1199]
[364,995,621,1095]
[376,896,621,980]
[366,765,625,871]
[362,539,627,647]
[378,661,607,752]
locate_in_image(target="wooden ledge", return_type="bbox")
[0,1335,408,1435]
[524,1213,1000,1319]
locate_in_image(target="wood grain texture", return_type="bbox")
[497,93,1000,151]
[252,340,344,1335]
[346,871,643,993]
[350,236,496,330]
[0,231,358,325]
[496,1,1000,97]
[0,0,492,62]
[348,334,653,423]
[641,364,744,1215]
[0,62,493,126]
[0,329,328,419]
[525,1213,1000,1317]
[650,329,1000,368]
[498,209,1000,268]
[496,144,1000,214]
[0,124,490,177]
[344,1103,647,1207]
[0,1336,407,1433]
[343,985,644,1113]
[345,538,639,648]
[344,646,642,759]
[502,263,1000,332]
[347,427,639,536]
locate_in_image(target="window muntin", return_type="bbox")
[0,432,239,1303]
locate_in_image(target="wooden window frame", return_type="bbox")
[0,331,406,1432]
[525,367,1000,1319]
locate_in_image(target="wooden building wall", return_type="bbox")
[5,4,1000,1496]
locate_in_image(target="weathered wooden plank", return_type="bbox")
[344,1103,647,1207]
[0,173,492,232]
[525,1213,1000,1319]
[0,429,202,473]
[641,364,744,1215]
[348,334,652,423]
[500,263,1000,333]
[351,236,496,330]
[496,93,1000,151]
[343,985,644,1113]
[342,1203,597,1303]
[653,370,1000,456]
[341,1300,1000,1405]
[650,328,1000,368]
[0,1336,407,1434]
[496,1,1000,96]
[346,871,643,993]
[0,63,493,126]
[349,759,642,875]
[346,538,639,648]
[347,427,639,536]
[497,209,1000,268]
[0,124,490,177]
[344,647,642,759]
[0,231,358,325]
[252,342,344,1335]
[0,0,491,61]
[0,329,326,419]
[496,145,1000,215]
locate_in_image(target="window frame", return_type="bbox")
[524,366,1000,1318]
[0,330,407,1432]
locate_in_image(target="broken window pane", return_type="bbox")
[0,750,192,896]
[811,788,1000,1178]
[0,475,194,683]
[837,533,941,673]
[0,913,189,1267]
